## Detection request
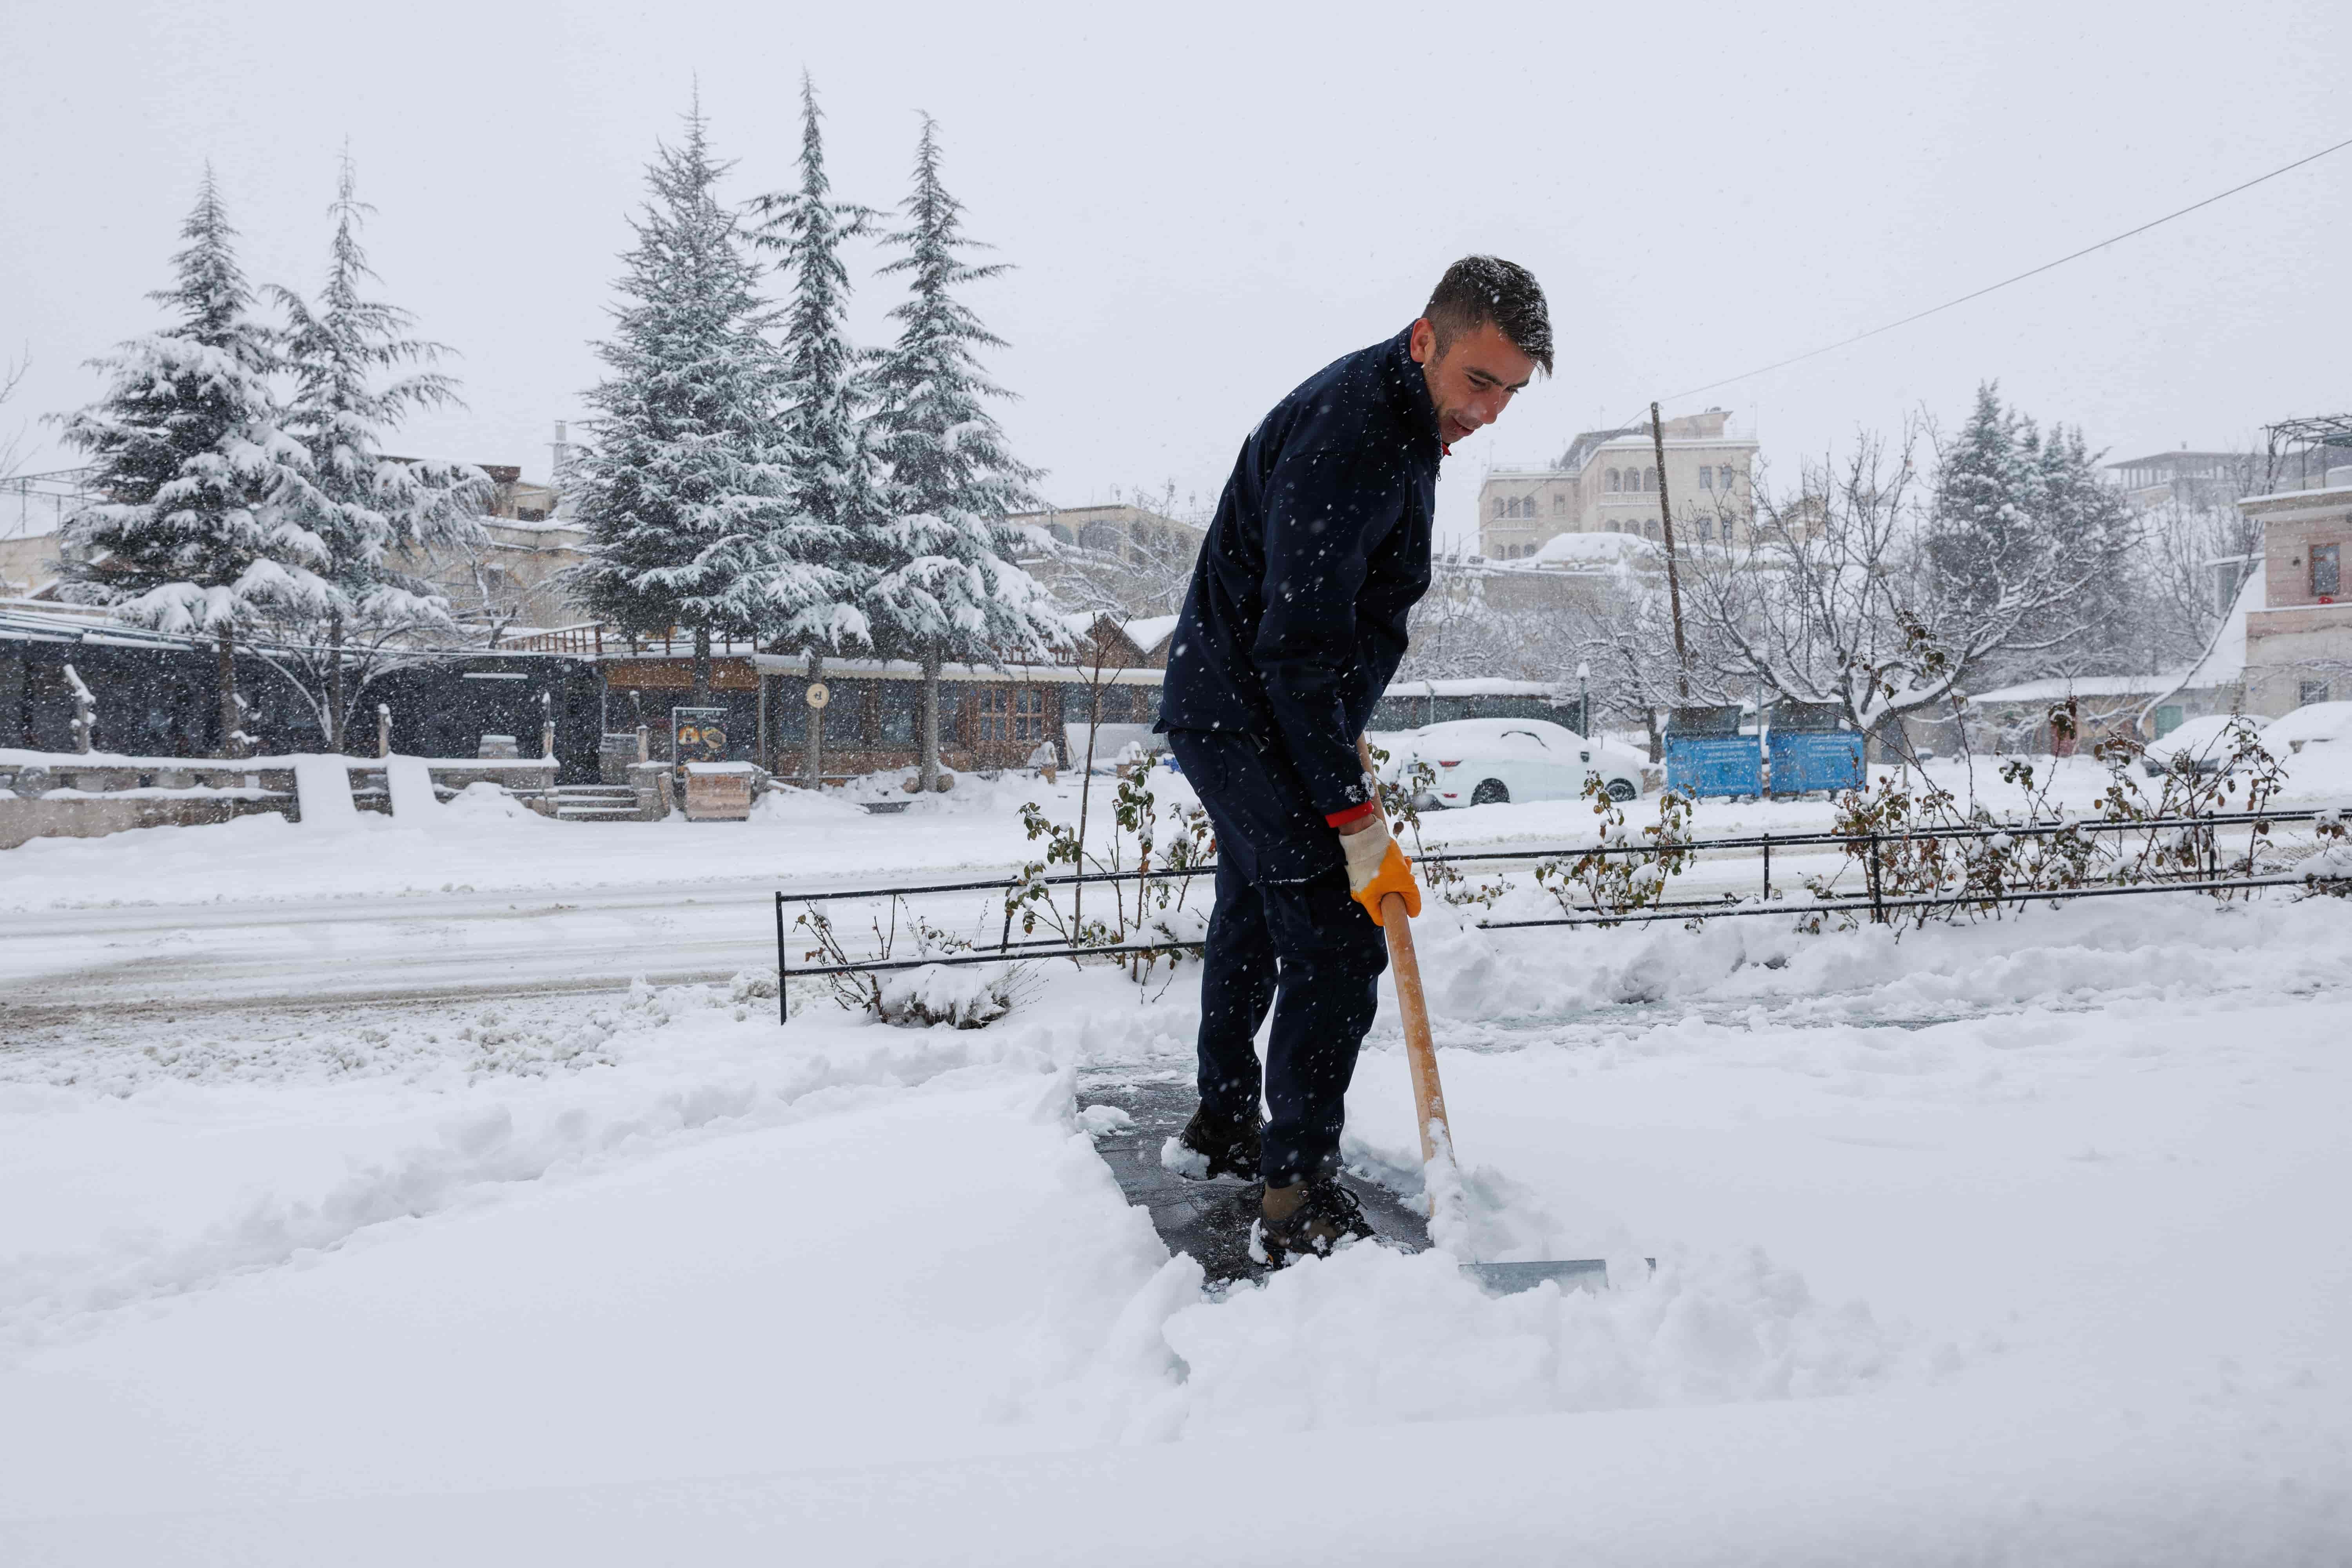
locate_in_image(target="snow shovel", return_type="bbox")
[1377,886,1620,1297]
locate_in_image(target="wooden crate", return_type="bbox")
[681,764,754,822]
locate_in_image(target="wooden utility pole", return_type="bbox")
[1651,401,1691,702]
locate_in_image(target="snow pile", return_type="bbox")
[1111,1241,1898,1439]
[290,755,360,832]
[0,976,1050,1357]
[748,784,867,824]
[878,962,1021,1028]
[1384,880,2352,1033]
[441,780,545,823]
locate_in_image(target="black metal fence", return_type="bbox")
[770,806,2348,1022]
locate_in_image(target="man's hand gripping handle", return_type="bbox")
[1342,737,1420,926]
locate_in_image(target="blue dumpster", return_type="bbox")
[1766,701,1864,795]
[1664,705,1761,799]
[1769,730,1865,794]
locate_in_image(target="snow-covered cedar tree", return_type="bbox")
[1924,383,2138,684]
[566,104,848,706]
[867,115,1062,789]
[55,171,328,756]
[750,72,884,782]
[267,152,492,749]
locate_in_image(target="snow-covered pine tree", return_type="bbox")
[1929,383,2130,686]
[1927,383,2047,642]
[568,105,833,707]
[270,153,490,749]
[751,72,884,784]
[2033,421,2145,675]
[56,171,327,757]
[868,116,1061,789]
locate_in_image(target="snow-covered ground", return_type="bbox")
[4,760,2351,1563]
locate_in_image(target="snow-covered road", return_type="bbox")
[1,877,782,1017]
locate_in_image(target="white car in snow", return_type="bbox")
[2261,699,2352,754]
[2141,713,2246,777]
[1379,718,1646,808]
[2142,707,2352,777]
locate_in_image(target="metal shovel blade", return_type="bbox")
[1461,1257,1655,1295]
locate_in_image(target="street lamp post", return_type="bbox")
[1576,660,1591,738]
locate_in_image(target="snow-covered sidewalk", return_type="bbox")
[3,888,2348,1563]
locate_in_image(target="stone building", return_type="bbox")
[1008,504,1204,619]
[1477,409,1759,559]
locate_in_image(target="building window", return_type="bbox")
[1553,494,1568,515]
[2312,542,2340,599]
[978,684,1051,744]
[1606,468,1621,493]
[2301,680,2332,707]
[1492,497,1505,519]
[1698,466,1714,490]
[1643,467,1659,492]
[1698,517,1715,541]
[1644,518,1660,539]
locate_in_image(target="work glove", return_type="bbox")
[1340,813,1421,926]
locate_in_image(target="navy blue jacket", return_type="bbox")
[1158,328,1441,820]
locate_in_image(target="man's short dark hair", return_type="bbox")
[1423,256,1553,374]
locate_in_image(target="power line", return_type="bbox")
[1655,129,2352,407]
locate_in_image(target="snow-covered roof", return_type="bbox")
[2238,483,2352,508]
[1386,677,1565,699]
[1524,531,1656,566]
[1966,673,2189,706]
[730,651,1165,686]
[1123,614,1179,653]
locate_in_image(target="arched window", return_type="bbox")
[1644,518,1660,539]
[1644,467,1659,492]
[1605,468,1621,493]
[1492,497,1505,518]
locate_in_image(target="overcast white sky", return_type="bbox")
[5,1,2349,550]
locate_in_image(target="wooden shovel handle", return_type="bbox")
[1381,890,1451,1168]
[1354,736,1453,1171]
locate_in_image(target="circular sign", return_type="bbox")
[805,682,831,711]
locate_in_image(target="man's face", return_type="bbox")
[1410,317,1537,448]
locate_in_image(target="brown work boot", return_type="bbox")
[1251,1176,1374,1265]
[1164,1103,1263,1181]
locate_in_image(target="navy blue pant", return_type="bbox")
[1165,729,1387,1185]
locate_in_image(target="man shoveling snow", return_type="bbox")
[1154,256,1552,1264]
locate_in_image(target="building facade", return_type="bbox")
[2238,481,2352,715]
[1477,409,1759,559]
[1008,504,1205,619]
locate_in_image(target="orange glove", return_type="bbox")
[1340,816,1421,926]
